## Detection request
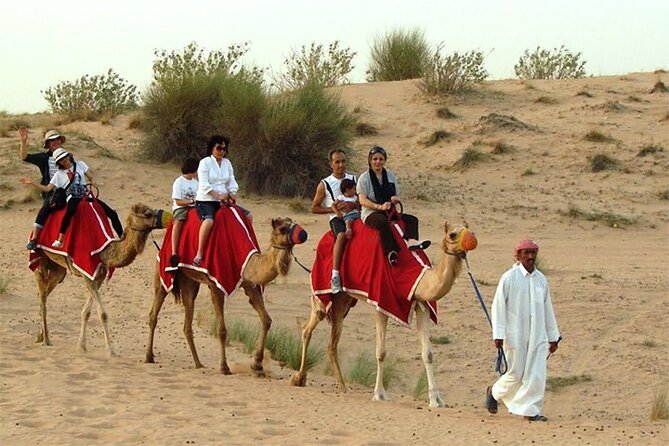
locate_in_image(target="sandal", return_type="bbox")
[26,239,37,250]
[526,414,548,422]
[192,256,203,267]
[387,251,398,266]
[486,386,498,414]
[52,240,63,248]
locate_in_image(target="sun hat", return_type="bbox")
[43,130,66,148]
[53,148,71,164]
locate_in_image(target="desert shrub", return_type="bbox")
[650,81,668,93]
[637,144,664,157]
[563,205,637,228]
[287,197,309,213]
[127,114,143,130]
[430,335,450,345]
[576,90,594,98]
[425,130,452,147]
[650,385,669,421]
[413,369,428,398]
[42,69,138,121]
[492,141,515,154]
[355,122,378,136]
[515,46,586,80]
[453,147,486,170]
[584,130,615,143]
[265,325,324,370]
[546,374,592,391]
[0,275,8,294]
[590,154,619,172]
[419,46,488,95]
[347,352,397,388]
[436,107,458,119]
[235,84,353,196]
[658,190,669,200]
[535,96,558,104]
[367,27,430,81]
[521,168,535,176]
[141,42,266,163]
[275,41,356,90]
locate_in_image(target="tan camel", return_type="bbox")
[31,203,168,356]
[145,217,306,377]
[290,221,477,407]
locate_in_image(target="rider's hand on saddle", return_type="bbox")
[380,202,392,211]
[19,176,33,185]
[390,196,401,204]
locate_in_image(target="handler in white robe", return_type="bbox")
[488,239,560,421]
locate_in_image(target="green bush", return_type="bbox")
[235,84,353,196]
[514,46,587,79]
[42,69,138,120]
[275,41,356,90]
[419,46,488,95]
[141,42,266,162]
[367,28,430,81]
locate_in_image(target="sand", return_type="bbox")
[1,72,667,445]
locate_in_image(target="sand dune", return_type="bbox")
[1,72,667,445]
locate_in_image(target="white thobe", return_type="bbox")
[491,264,560,416]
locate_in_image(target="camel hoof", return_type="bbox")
[290,374,306,387]
[429,395,446,408]
[195,363,205,369]
[221,365,232,375]
[107,349,118,358]
[372,393,389,402]
[145,355,155,364]
[77,344,87,353]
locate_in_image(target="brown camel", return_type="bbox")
[145,217,307,376]
[290,221,477,407]
[31,203,168,356]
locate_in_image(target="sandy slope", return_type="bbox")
[1,72,667,445]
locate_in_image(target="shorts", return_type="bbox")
[329,216,346,236]
[195,201,220,220]
[343,210,360,223]
[173,206,192,221]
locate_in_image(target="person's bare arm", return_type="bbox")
[311,182,331,214]
[359,193,390,211]
[19,177,54,193]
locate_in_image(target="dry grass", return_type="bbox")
[491,140,515,154]
[452,147,486,171]
[425,130,452,147]
[355,122,379,136]
[650,81,668,93]
[584,130,615,143]
[637,144,665,157]
[535,95,558,105]
[590,153,619,172]
[576,90,594,98]
[562,205,637,228]
[650,385,668,421]
[288,197,310,213]
[546,374,592,391]
[658,189,669,200]
[436,107,458,119]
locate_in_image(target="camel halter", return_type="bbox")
[463,255,508,375]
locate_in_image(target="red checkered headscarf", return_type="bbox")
[515,239,539,259]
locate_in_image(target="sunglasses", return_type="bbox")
[369,146,387,157]
[215,145,227,151]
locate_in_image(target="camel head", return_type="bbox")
[126,203,172,233]
[270,217,308,250]
[441,221,478,257]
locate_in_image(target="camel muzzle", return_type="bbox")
[289,224,308,245]
[155,209,173,229]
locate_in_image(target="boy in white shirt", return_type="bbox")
[170,158,199,267]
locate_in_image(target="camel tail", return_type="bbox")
[171,279,182,304]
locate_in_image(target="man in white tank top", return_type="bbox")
[310,148,358,293]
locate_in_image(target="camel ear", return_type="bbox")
[271,218,279,229]
[444,220,450,233]
[463,220,469,229]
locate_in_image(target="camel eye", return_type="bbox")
[448,231,458,239]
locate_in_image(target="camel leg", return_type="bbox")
[77,294,94,352]
[328,295,351,392]
[210,286,231,375]
[145,264,168,363]
[82,277,116,356]
[243,283,271,377]
[34,263,66,346]
[182,284,204,369]
[290,296,326,387]
[372,311,389,402]
[415,304,445,407]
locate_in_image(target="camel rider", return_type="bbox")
[19,128,63,204]
[310,148,358,294]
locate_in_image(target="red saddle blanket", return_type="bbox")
[28,200,116,280]
[158,205,261,297]
[311,219,437,327]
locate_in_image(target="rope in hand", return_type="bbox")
[464,256,508,375]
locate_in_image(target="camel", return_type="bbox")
[31,203,169,356]
[145,217,306,377]
[290,221,477,407]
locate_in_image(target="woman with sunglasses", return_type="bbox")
[357,146,430,266]
[193,135,251,266]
